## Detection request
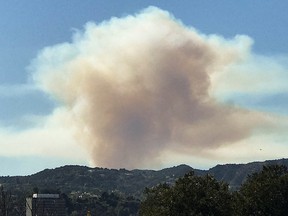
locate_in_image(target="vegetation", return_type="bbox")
[236,165,288,215]
[1,159,288,215]
[0,164,196,199]
[140,172,233,216]
[140,164,288,216]
[65,192,140,216]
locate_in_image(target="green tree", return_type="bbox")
[237,165,288,216]
[140,172,233,216]
[172,173,232,216]
[139,183,172,216]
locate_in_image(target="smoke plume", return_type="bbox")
[31,7,265,168]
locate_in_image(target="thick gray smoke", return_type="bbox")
[31,7,264,168]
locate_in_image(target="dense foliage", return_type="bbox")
[0,164,196,200]
[1,160,288,215]
[236,165,288,216]
[140,165,288,216]
[140,172,233,216]
[66,192,140,216]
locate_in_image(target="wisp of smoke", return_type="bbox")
[31,7,265,169]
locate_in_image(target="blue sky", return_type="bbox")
[1,1,288,176]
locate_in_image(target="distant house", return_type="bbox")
[26,194,66,216]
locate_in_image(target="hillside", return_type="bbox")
[0,158,288,198]
[209,158,288,189]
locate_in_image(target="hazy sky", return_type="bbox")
[1,1,288,176]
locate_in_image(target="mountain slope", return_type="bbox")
[208,158,288,189]
[1,158,288,197]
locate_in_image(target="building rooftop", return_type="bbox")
[32,193,60,199]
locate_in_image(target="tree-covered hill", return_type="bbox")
[208,158,288,190]
[1,159,288,215]
[0,158,288,198]
[0,164,197,198]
